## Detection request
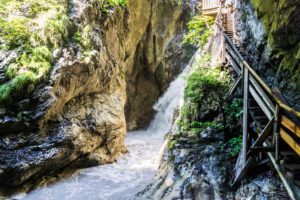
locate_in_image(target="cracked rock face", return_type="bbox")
[234,0,300,110]
[0,0,197,187]
[137,126,287,200]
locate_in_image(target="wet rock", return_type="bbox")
[0,0,198,188]
[138,124,287,200]
[234,0,300,110]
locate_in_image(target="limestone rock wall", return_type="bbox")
[125,0,196,130]
[0,0,197,187]
[234,0,300,110]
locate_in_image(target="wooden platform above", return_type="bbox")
[202,0,220,16]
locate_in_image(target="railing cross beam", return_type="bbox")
[242,63,249,167]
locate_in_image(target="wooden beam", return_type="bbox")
[247,117,274,156]
[242,65,249,166]
[274,105,279,161]
[232,157,255,187]
[224,33,244,61]
[281,116,300,138]
[266,151,298,200]
[280,129,300,157]
[249,146,274,154]
[249,86,273,120]
[229,75,242,95]
[227,46,243,71]
[249,75,275,113]
[243,61,300,119]
[226,54,242,75]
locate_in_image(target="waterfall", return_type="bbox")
[13,52,198,200]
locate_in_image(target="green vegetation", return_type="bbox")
[0,18,32,49]
[228,136,242,158]
[190,121,223,135]
[182,53,230,123]
[224,98,243,131]
[168,139,176,150]
[101,0,128,14]
[0,0,69,103]
[184,65,229,105]
[183,15,214,47]
[176,52,231,135]
[172,50,244,159]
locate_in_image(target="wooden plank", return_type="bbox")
[280,128,300,157]
[242,66,249,166]
[249,86,273,120]
[266,151,298,200]
[247,117,274,157]
[243,61,300,119]
[232,157,255,186]
[250,146,274,153]
[227,45,242,66]
[226,54,241,75]
[229,75,242,95]
[224,33,244,61]
[249,75,276,113]
[281,116,300,138]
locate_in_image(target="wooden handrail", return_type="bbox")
[217,23,300,118]
[243,62,300,118]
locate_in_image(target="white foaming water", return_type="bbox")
[14,53,197,200]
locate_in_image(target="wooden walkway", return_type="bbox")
[202,1,300,199]
[219,23,300,200]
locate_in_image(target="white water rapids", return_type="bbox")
[13,53,197,200]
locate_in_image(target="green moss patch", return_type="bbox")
[0,0,69,104]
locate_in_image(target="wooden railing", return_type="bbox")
[202,0,221,10]
[202,0,221,15]
[216,23,300,200]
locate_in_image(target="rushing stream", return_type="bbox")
[12,54,195,200]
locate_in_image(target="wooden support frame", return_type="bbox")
[280,129,300,156]
[218,23,300,200]
[249,76,276,113]
[226,54,242,75]
[281,116,300,138]
[242,64,249,167]
[232,157,255,187]
[247,117,274,156]
[249,86,273,120]
[229,75,242,95]
[267,150,298,200]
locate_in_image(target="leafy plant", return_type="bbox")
[224,98,243,131]
[0,17,32,49]
[101,0,128,14]
[178,53,230,130]
[190,121,223,135]
[183,15,214,47]
[168,139,176,150]
[228,135,242,158]
[0,0,69,104]
[184,63,230,105]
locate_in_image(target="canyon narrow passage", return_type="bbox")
[13,57,192,200]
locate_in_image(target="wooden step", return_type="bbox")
[280,129,300,156]
[282,156,300,165]
[280,151,298,157]
[285,164,300,172]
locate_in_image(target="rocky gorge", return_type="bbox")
[0,0,197,188]
[0,0,299,199]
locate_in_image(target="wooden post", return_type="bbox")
[274,105,280,162]
[242,64,249,166]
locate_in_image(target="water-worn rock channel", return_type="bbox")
[11,55,190,200]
